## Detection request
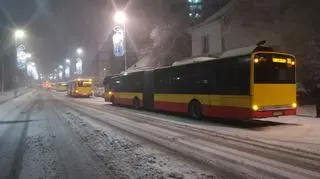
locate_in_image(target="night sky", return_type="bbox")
[0,0,190,76]
[0,0,132,75]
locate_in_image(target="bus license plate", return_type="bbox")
[273,111,283,116]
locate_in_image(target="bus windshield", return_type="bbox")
[78,81,92,87]
[254,53,295,84]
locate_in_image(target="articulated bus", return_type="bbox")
[67,78,93,97]
[104,46,296,119]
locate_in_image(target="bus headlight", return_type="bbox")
[292,103,297,108]
[252,105,259,111]
[108,91,112,95]
[75,90,79,93]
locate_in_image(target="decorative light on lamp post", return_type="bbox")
[114,11,127,71]
[26,53,32,59]
[14,29,27,70]
[65,58,71,78]
[75,48,83,75]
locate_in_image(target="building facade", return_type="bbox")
[189,0,320,83]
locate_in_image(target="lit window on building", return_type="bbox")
[188,0,203,19]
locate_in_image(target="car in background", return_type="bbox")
[94,87,105,97]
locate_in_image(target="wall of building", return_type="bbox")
[191,21,222,56]
[190,0,320,83]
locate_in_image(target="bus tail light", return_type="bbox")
[292,102,297,108]
[252,105,259,111]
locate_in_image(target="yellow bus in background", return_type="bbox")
[67,78,93,97]
[55,82,68,92]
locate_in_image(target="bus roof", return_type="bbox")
[172,57,216,66]
[219,45,274,58]
[68,78,92,83]
[220,46,257,58]
[103,45,295,80]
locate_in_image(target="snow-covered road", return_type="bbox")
[51,91,320,179]
[0,91,110,178]
[1,90,319,178]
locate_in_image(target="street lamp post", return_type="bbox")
[1,29,26,94]
[114,11,127,71]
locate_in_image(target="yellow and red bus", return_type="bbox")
[104,45,296,119]
[67,78,93,97]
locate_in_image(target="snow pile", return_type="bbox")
[59,106,215,178]
[297,105,316,117]
[0,88,30,104]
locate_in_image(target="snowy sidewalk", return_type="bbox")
[0,88,30,104]
[297,105,316,118]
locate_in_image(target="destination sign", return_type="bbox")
[272,58,287,63]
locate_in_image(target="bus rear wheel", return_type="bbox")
[110,96,115,105]
[133,98,140,109]
[189,101,203,120]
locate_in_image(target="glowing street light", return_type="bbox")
[76,48,83,55]
[65,58,71,64]
[114,11,127,25]
[14,29,26,39]
[59,65,63,69]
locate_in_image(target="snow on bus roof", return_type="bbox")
[219,46,257,58]
[172,56,216,66]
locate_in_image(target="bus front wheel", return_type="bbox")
[133,98,140,109]
[189,101,203,120]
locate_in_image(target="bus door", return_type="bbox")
[143,71,154,110]
[190,63,211,114]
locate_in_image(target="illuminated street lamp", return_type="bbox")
[65,58,71,64]
[14,29,26,40]
[76,48,83,55]
[114,11,127,71]
[114,11,127,25]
